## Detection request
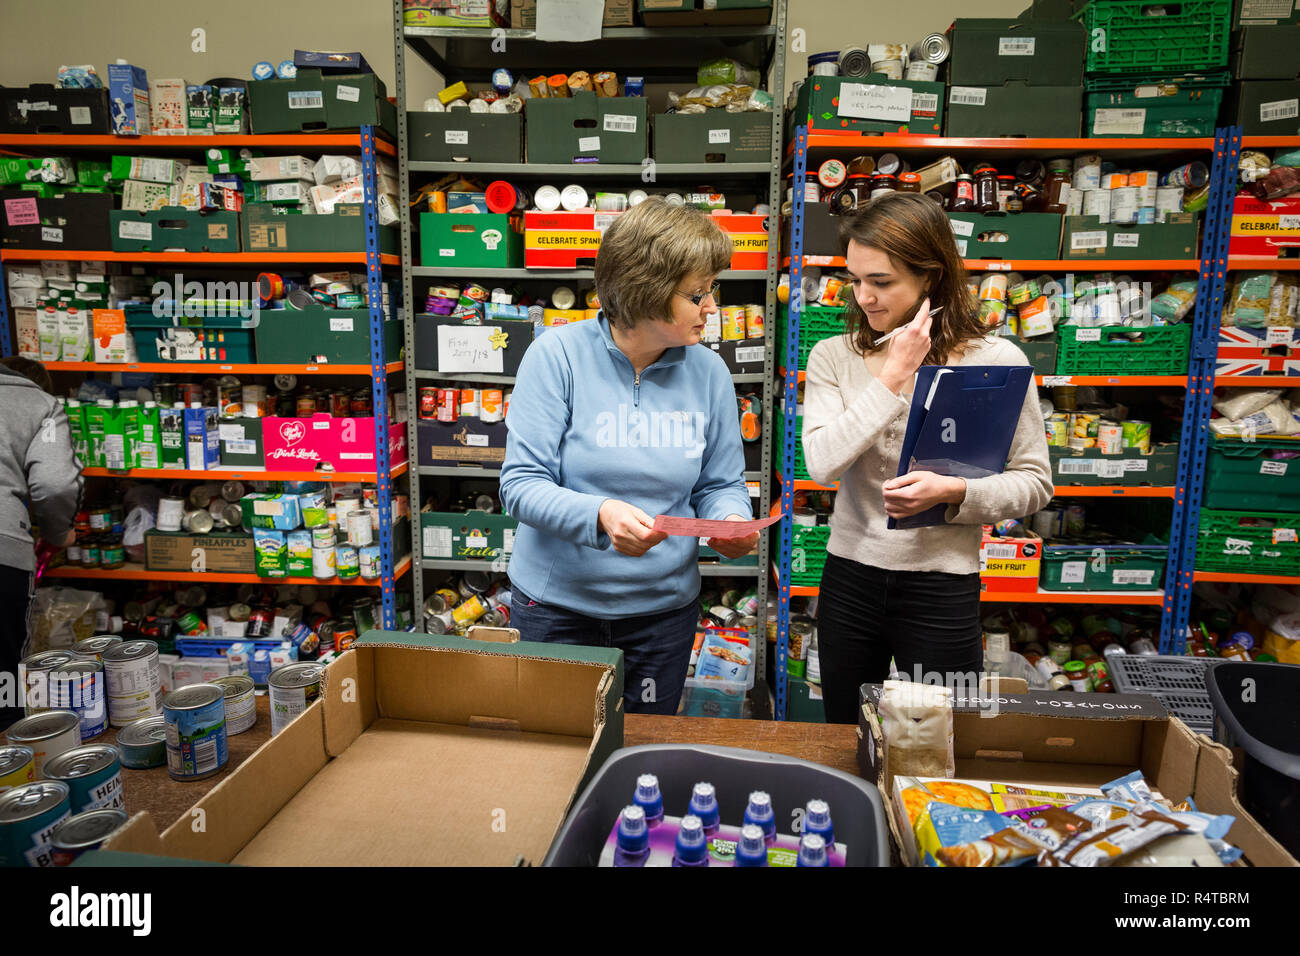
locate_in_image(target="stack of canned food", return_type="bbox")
[418,385,510,426]
[423,572,513,634]
[1044,411,1152,455]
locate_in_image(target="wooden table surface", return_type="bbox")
[114,698,860,833]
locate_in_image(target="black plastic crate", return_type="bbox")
[1108,654,1222,735]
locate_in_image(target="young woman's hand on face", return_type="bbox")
[878,297,934,395]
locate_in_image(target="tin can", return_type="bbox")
[335,545,360,580]
[1111,186,1138,225]
[979,274,1007,302]
[1033,507,1064,539]
[246,607,273,638]
[436,388,459,423]
[1072,155,1102,192]
[1122,420,1151,454]
[268,662,323,737]
[871,58,904,80]
[720,306,746,341]
[460,388,480,418]
[42,745,123,814]
[334,625,359,652]
[418,387,438,419]
[1098,422,1125,454]
[452,594,489,626]
[904,60,939,81]
[49,808,128,866]
[1161,161,1208,189]
[480,389,505,423]
[184,509,214,534]
[744,304,765,339]
[162,684,228,781]
[0,780,71,867]
[311,545,336,579]
[213,675,256,736]
[0,746,35,793]
[1083,189,1111,223]
[5,711,83,779]
[1071,413,1100,439]
[709,605,740,627]
[19,650,75,714]
[102,640,162,727]
[425,608,454,634]
[117,716,167,769]
[1045,416,1069,448]
[311,526,337,549]
[1065,504,1087,536]
[48,660,106,741]
[347,510,373,547]
[1155,185,1184,222]
[359,546,382,579]
[436,587,461,608]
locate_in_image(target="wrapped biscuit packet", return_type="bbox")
[936,828,1041,868]
[1005,806,1092,851]
[879,680,955,779]
[1041,805,1188,867]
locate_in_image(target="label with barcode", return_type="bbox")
[949,86,987,107]
[1059,459,1097,475]
[735,345,765,364]
[1071,230,1108,250]
[503,528,515,552]
[226,439,257,455]
[1223,536,1253,555]
[1099,460,1125,478]
[998,37,1036,56]
[423,526,453,558]
[1123,459,1149,472]
[911,92,939,116]
[1267,326,1294,345]
[1060,561,1087,583]
[69,106,92,125]
[1114,233,1140,248]
[984,543,1018,559]
[603,113,638,133]
[955,238,968,256]
[445,129,469,145]
[41,226,63,243]
[578,135,601,152]
[1093,108,1146,136]
[1042,375,1072,386]
[747,481,760,499]
[1280,215,1300,230]
[1262,460,1289,475]
[1261,98,1299,122]
[1275,527,1298,543]
[329,317,354,332]
[708,128,730,144]
[119,220,152,240]
[288,91,324,110]
[949,218,975,237]
[336,84,361,103]
[193,737,220,775]
[1076,328,1102,342]
[1113,569,1154,586]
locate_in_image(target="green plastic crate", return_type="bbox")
[1205,437,1300,511]
[1056,324,1191,375]
[774,412,810,482]
[1196,508,1300,575]
[1084,0,1232,75]
[776,305,848,370]
[790,524,830,587]
[1085,72,1229,137]
[1040,543,1168,591]
[124,305,256,364]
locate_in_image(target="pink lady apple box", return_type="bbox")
[262,414,408,472]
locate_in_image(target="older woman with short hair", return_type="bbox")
[500,198,757,714]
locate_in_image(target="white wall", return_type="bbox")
[0,0,1033,111]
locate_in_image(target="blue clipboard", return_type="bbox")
[887,364,1034,530]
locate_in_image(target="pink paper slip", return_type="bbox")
[652,513,784,538]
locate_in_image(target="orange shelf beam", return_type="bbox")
[1050,485,1176,497]
[980,588,1165,605]
[0,133,396,156]
[782,256,1199,272]
[1035,375,1186,386]
[787,134,1215,158]
[45,555,411,586]
[1240,137,1300,149]
[0,250,399,265]
[1212,376,1300,387]
[46,361,403,375]
[1193,571,1300,585]
[775,471,837,491]
[81,462,408,482]
[1226,259,1300,271]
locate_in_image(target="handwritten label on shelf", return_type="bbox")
[119,220,152,241]
[1060,561,1087,584]
[1098,460,1125,478]
[708,128,731,144]
[578,135,601,152]
[985,262,1012,271]
[1224,536,1253,555]
[837,82,912,122]
[1275,528,1298,544]
[1280,215,1300,230]
[949,219,975,238]
[436,325,504,374]
[1261,460,1289,476]
[329,317,354,332]
[40,227,63,244]
[439,248,456,257]
[69,106,92,125]
[1042,375,1073,386]
[1266,326,1294,345]
[1123,459,1149,472]
[444,129,469,145]
[336,85,361,103]
[1113,233,1140,248]
[466,434,490,447]
[1076,328,1102,342]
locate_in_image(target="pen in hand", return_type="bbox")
[874,306,943,346]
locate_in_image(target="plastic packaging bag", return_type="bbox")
[1213,388,1282,421]
[28,587,107,654]
[697,58,759,88]
[122,505,156,563]
[1227,273,1276,327]
[1150,279,1197,324]
[879,679,955,779]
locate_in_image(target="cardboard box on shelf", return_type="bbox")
[217,416,264,467]
[979,528,1042,594]
[945,84,1083,137]
[421,212,523,269]
[1229,194,1300,258]
[1234,0,1300,26]
[246,70,397,136]
[638,0,772,26]
[651,111,772,165]
[408,112,522,164]
[1231,80,1300,135]
[790,75,945,136]
[99,631,623,866]
[261,415,407,473]
[405,0,511,28]
[0,85,111,134]
[414,313,534,376]
[256,308,403,366]
[523,209,613,269]
[711,212,769,271]
[110,207,240,253]
[419,418,507,466]
[242,203,398,255]
[1062,214,1200,260]
[511,0,634,27]
[947,19,1085,87]
[0,190,114,250]
[1233,25,1300,78]
[145,531,256,574]
[948,212,1063,260]
[420,510,518,562]
[524,91,647,165]
[858,684,1298,868]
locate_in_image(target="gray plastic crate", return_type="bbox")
[1108,655,1223,736]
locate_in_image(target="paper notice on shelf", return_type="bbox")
[1113,233,1140,248]
[1280,215,1300,230]
[837,82,912,122]
[1123,459,1149,472]
[577,135,601,152]
[708,128,731,144]
[1042,375,1073,386]
[4,197,38,226]
[1262,460,1289,476]
[69,106,92,125]
[436,325,505,373]
[1076,328,1102,342]
[999,37,1036,56]
[653,512,785,538]
[423,525,453,559]
[225,440,257,456]
[735,345,765,364]
[949,87,987,107]
[218,424,246,441]
[1266,326,1294,345]
[1261,98,1299,123]
[1092,108,1146,136]
[336,85,361,103]
[329,317,354,332]
[119,220,152,241]
[535,0,603,43]
[604,113,638,134]
[1060,561,1087,584]
[445,129,469,145]
[949,218,975,237]
[1098,459,1125,479]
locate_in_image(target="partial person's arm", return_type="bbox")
[944,371,1053,525]
[801,341,910,487]
[26,406,82,544]
[690,365,753,521]
[498,337,611,549]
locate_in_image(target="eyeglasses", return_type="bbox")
[675,283,721,307]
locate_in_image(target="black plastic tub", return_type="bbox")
[1208,661,1300,859]
[544,743,890,867]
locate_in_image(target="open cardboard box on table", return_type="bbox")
[98,630,624,866]
[857,680,1298,867]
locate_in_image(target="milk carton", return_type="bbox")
[107,61,151,136]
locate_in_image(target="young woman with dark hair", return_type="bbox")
[801,192,1053,723]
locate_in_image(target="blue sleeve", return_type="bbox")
[690,363,753,521]
[499,336,610,550]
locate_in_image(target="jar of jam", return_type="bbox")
[847,173,872,206]
[869,172,897,199]
[829,183,856,214]
[996,174,1016,211]
[897,171,922,193]
[803,173,821,204]
[1042,158,1073,214]
[1015,158,1046,188]
[847,155,876,177]
[1012,179,1042,212]
[973,164,999,214]
[950,174,976,212]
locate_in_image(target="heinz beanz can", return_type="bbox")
[49,808,128,866]
[42,745,124,814]
[102,639,163,727]
[5,711,82,778]
[0,746,35,793]
[214,675,256,736]
[268,662,323,737]
[163,684,228,781]
[19,649,75,715]
[0,780,71,867]
[48,660,107,741]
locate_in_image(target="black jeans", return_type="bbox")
[816,552,983,725]
[0,565,34,732]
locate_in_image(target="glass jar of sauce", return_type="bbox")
[950,174,976,212]
[897,171,922,193]
[973,163,999,214]
[869,172,897,199]
[1043,158,1073,214]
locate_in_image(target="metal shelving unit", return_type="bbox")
[393,1,787,703]
[0,129,408,628]
[775,127,1231,718]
